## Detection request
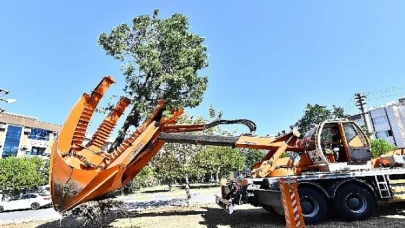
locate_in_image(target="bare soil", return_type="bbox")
[3,202,405,228]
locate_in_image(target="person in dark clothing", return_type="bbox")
[330,127,345,162]
[331,127,341,147]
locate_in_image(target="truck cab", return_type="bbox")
[302,119,373,172]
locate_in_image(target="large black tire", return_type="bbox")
[31,202,40,210]
[298,188,328,225]
[0,206,4,213]
[334,184,376,221]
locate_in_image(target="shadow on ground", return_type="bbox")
[35,202,405,228]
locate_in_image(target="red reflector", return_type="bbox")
[43,198,50,200]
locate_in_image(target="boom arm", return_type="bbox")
[49,76,302,212]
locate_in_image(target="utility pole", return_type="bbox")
[0,88,16,113]
[354,93,372,136]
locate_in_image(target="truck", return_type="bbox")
[215,120,405,225]
[49,76,405,226]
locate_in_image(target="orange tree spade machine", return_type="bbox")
[50,76,405,226]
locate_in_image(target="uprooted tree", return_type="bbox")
[97,8,209,153]
[67,9,209,223]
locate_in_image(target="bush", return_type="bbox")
[370,138,397,158]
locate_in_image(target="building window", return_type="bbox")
[30,147,46,156]
[372,116,388,125]
[2,125,22,158]
[28,128,50,141]
[375,130,393,139]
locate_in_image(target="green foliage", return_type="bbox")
[0,157,47,195]
[127,165,158,192]
[294,104,349,135]
[196,146,245,180]
[370,138,396,158]
[98,9,209,129]
[238,149,265,169]
[150,111,207,194]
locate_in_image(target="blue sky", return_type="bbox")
[1,1,405,136]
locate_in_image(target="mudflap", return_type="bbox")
[215,195,234,214]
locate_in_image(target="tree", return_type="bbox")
[122,164,157,194]
[370,138,397,158]
[0,157,47,197]
[241,148,265,169]
[294,104,349,135]
[98,9,209,153]
[196,146,245,182]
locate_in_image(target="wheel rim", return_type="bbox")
[345,193,367,213]
[32,203,39,209]
[300,196,320,217]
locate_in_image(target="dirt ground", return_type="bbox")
[3,202,405,228]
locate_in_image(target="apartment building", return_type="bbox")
[0,112,62,158]
[349,97,405,147]
[0,112,115,158]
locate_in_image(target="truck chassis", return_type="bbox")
[217,167,405,225]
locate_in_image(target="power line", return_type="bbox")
[365,84,405,94]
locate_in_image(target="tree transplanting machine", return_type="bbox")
[50,76,405,227]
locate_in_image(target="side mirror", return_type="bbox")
[333,147,340,152]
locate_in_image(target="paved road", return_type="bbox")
[0,191,219,224]
[0,207,60,224]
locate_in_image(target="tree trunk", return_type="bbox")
[184,173,191,203]
[108,108,141,153]
[215,167,221,182]
[168,178,172,192]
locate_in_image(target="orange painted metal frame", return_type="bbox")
[49,76,304,212]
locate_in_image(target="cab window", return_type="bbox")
[343,123,367,147]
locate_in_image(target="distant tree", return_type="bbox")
[123,164,157,194]
[151,111,205,196]
[370,138,397,158]
[0,157,47,197]
[294,104,349,135]
[195,146,245,182]
[97,9,209,153]
[240,148,265,169]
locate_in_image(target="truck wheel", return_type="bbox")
[298,188,328,225]
[334,184,375,221]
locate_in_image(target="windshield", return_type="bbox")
[304,126,317,139]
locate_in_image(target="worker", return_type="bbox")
[330,127,343,161]
[331,127,341,146]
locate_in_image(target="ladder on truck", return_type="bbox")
[375,175,392,198]
[279,178,305,228]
